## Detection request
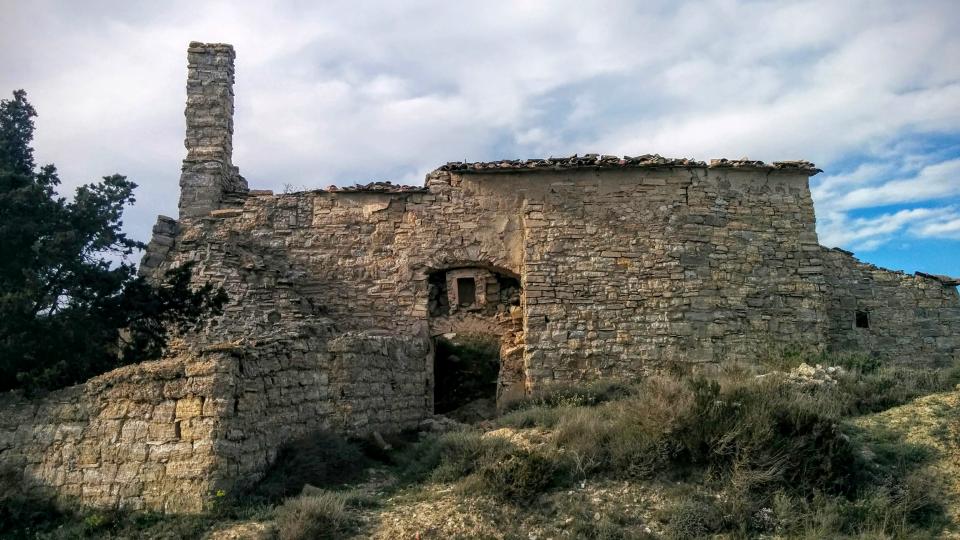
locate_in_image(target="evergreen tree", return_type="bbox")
[0,90,225,392]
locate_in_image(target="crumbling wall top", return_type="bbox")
[313,181,428,194]
[436,154,820,175]
[915,271,960,287]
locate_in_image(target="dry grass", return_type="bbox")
[371,360,959,539]
[850,386,960,538]
[274,491,349,540]
[5,356,958,540]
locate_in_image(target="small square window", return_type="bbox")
[457,278,476,307]
[855,310,869,329]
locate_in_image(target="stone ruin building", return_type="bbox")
[1,42,958,513]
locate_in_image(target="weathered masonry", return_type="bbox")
[2,42,958,513]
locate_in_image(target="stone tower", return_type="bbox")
[177,42,247,218]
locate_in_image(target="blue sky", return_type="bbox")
[2,0,959,276]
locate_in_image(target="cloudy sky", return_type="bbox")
[3,0,959,275]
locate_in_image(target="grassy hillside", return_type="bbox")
[3,353,959,539]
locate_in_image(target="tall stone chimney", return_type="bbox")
[178,42,248,218]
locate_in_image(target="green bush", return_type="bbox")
[0,496,216,540]
[275,491,350,540]
[548,372,911,535]
[0,496,69,538]
[767,470,947,539]
[680,375,859,494]
[552,375,693,479]
[660,495,724,539]
[254,431,371,501]
[475,447,559,502]
[496,404,566,429]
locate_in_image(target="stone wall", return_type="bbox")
[822,248,960,366]
[0,332,431,512]
[511,166,825,389]
[0,350,231,512]
[216,331,431,492]
[149,157,958,393]
[153,164,828,392]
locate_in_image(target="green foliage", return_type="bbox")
[494,380,635,431]
[496,403,566,429]
[394,430,488,483]
[254,431,372,501]
[659,494,724,540]
[769,472,947,539]
[0,90,226,392]
[557,499,654,540]
[0,495,69,538]
[0,495,215,540]
[475,446,559,502]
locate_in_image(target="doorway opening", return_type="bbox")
[432,333,500,420]
[426,265,524,418]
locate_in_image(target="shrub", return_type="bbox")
[832,352,883,373]
[504,379,634,412]
[395,429,566,503]
[552,375,693,479]
[475,447,559,502]
[676,375,860,494]
[837,364,960,414]
[395,430,487,483]
[660,495,724,540]
[0,496,70,538]
[549,373,871,536]
[0,497,217,540]
[768,470,947,539]
[275,491,350,540]
[254,431,371,501]
[496,404,566,429]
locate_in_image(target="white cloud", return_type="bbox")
[915,217,960,239]
[0,0,958,261]
[817,206,960,251]
[825,159,960,211]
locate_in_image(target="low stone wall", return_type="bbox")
[0,331,431,513]
[0,351,232,512]
[218,332,431,491]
